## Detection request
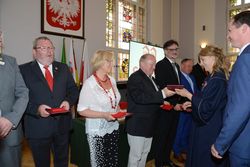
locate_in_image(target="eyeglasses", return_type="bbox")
[36,46,55,52]
[167,48,179,52]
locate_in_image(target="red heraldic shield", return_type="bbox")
[46,0,82,31]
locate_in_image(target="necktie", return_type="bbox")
[186,74,194,92]
[44,65,53,91]
[172,63,180,83]
[150,76,159,91]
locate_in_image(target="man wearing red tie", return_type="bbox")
[19,36,79,167]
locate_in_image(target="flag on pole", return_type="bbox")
[79,40,87,85]
[61,38,67,64]
[69,39,79,85]
[0,31,4,54]
[0,31,3,62]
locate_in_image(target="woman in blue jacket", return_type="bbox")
[175,45,229,167]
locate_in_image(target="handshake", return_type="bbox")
[162,85,193,100]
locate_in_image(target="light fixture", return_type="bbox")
[200,42,207,49]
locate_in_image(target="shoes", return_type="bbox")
[155,161,176,167]
[170,151,185,167]
[166,161,177,167]
[180,152,187,161]
[174,154,185,163]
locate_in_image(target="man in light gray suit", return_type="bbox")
[0,31,29,167]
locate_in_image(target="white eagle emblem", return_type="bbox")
[48,0,80,28]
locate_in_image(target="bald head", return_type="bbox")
[140,54,156,76]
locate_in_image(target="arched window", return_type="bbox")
[227,0,250,54]
[106,0,146,82]
[226,0,250,71]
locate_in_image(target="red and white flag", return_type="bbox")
[79,40,85,85]
[68,39,79,84]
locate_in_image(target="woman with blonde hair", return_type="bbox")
[77,50,121,167]
[175,45,229,167]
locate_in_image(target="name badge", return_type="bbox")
[0,61,5,65]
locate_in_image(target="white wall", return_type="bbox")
[148,0,163,46]
[0,0,228,67]
[162,0,172,43]
[179,0,194,60]
[194,0,215,61]
[0,0,106,68]
[215,0,227,52]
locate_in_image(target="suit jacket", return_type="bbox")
[125,69,164,137]
[180,72,197,94]
[0,55,29,146]
[155,57,181,105]
[191,63,207,90]
[19,60,79,139]
[215,44,250,159]
[179,72,198,104]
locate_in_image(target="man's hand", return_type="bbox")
[37,104,51,117]
[0,117,13,138]
[60,101,70,111]
[182,101,192,110]
[162,87,176,97]
[211,144,223,159]
[174,104,182,111]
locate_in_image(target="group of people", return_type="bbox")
[0,10,250,167]
[0,35,79,167]
[77,10,250,167]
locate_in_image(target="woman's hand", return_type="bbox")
[103,112,116,121]
[163,101,170,105]
[182,101,192,110]
[175,88,193,100]
[174,104,183,111]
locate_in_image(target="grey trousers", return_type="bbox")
[127,134,152,167]
[0,141,21,167]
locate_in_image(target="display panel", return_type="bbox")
[129,41,165,76]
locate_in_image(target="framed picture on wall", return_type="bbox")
[41,0,84,39]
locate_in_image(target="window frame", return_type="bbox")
[105,0,147,82]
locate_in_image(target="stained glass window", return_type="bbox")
[118,52,129,81]
[106,0,116,47]
[229,0,241,7]
[227,0,249,55]
[229,9,241,19]
[138,7,145,43]
[245,0,250,4]
[105,0,146,82]
[118,1,135,50]
[110,51,116,78]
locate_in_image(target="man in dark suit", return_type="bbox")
[0,31,29,167]
[20,36,79,167]
[153,40,182,167]
[191,58,207,91]
[125,54,175,167]
[211,11,250,166]
[172,58,198,166]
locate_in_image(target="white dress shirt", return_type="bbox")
[37,61,53,77]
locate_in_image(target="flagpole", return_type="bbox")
[79,39,86,87]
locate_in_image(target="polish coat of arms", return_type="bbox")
[46,0,81,31]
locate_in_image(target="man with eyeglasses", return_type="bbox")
[152,40,182,167]
[19,36,79,167]
[0,31,29,167]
